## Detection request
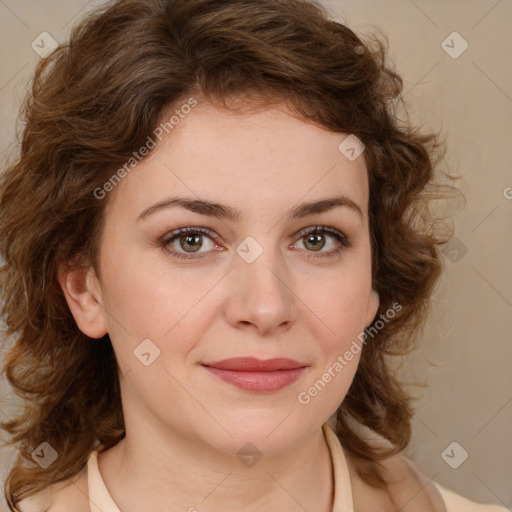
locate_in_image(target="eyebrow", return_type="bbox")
[137,195,364,222]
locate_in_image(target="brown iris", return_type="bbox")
[303,232,326,251]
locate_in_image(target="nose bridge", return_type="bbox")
[226,234,296,332]
[236,234,290,297]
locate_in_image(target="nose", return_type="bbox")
[223,241,298,336]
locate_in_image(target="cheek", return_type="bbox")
[98,246,219,379]
[305,269,372,348]
[297,276,369,407]
[100,239,193,330]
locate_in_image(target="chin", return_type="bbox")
[197,412,312,458]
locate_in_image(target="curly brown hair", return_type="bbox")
[0,0,461,509]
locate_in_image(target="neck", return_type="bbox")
[97,417,335,512]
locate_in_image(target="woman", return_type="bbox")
[0,0,508,511]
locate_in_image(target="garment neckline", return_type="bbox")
[86,423,354,512]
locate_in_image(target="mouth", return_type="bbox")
[201,357,308,392]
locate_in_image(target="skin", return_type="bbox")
[58,99,381,512]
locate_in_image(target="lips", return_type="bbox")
[202,357,306,371]
[201,357,308,392]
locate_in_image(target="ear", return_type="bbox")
[57,261,108,339]
[364,288,380,328]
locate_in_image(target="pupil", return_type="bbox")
[306,233,324,251]
[182,234,201,252]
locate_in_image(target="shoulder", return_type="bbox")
[16,466,90,512]
[346,448,510,512]
[345,449,439,512]
[332,421,509,512]
[333,420,444,512]
[382,453,510,512]
[434,481,511,512]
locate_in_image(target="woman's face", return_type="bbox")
[75,99,379,456]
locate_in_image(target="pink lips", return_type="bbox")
[202,357,308,392]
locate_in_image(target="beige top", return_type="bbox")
[17,423,511,512]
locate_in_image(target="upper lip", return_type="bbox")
[202,357,307,371]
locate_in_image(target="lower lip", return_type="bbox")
[203,366,307,392]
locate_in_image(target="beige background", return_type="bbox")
[0,0,511,510]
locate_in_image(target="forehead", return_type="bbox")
[105,100,369,221]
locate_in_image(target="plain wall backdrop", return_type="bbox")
[0,0,511,510]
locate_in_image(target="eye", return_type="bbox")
[161,225,351,260]
[162,227,219,260]
[292,225,351,259]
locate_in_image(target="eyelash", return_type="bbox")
[161,225,351,261]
